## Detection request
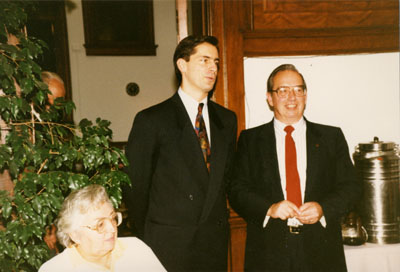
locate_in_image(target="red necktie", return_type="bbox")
[195,103,211,172]
[285,125,302,207]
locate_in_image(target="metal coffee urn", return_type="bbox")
[353,137,400,244]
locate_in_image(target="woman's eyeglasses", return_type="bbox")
[82,212,122,234]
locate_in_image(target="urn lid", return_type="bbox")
[357,137,396,152]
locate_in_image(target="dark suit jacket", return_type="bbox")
[124,93,237,271]
[228,119,361,272]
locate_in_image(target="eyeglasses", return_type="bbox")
[271,85,306,98]
[82,212,122,234]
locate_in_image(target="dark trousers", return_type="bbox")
[287,230,309,272]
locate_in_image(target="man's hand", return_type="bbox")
[296,202,323,224]
[267,200,300,220]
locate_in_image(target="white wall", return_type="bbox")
[65,0,177,141]
[244,53,400,156]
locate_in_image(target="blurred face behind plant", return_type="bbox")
[70,202,118,261]
[47,78,65,105]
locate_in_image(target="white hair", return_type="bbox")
[56,184,113,247]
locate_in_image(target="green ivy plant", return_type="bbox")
[0,1,130,271]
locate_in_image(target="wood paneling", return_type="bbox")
[246,0,400,57]
[228,211,247,272]
[253,0,399,30]
[243,26,399,56]
[208,0,227,108]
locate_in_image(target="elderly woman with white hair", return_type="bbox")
[39,184,165,271]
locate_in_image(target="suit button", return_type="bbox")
[189,194,194,200]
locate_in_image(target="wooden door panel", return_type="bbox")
[253,0,399,30]
[243,26,399,56]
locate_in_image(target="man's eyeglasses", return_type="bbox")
[271,86,306,98]
[82,212,122,234]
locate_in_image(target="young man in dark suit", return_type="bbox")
[228,64,361,271]
[124,36,237,271]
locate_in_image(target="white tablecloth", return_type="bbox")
[344,243,400,272]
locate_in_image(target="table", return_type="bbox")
[344,243,400,272]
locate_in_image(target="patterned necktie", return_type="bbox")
[195,103,211,172]
[285,125,302,207]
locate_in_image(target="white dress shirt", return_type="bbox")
[178,88,211,146]
[264,117,326,227]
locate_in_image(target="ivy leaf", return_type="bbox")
[35,90,46,105]
[48,193,63,211]
[64,101,76,115]
[115,148,129,167]
[31,224,42,239]
[1,77,14,91]
[19,61,32,75]
[19,76,34,94]
[0,55,14,78]
[9,160,20,177]
[20,227,30,245]
[32,197,42,214]
[96,118,111,128]
[0,43,19,53]
[2,200,12,219]
[79,118,92,129]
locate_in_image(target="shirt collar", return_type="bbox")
[273,117,306,134]
[178,88,208,120]
[178,87,208,107]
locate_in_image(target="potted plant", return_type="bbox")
[0,2,130,271]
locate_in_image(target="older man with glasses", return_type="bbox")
[228,64,361,272]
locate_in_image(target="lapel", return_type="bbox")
[171,94,210,194]
[304,120,322,202]
[260,120,285,200]
[199,101,225,222]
